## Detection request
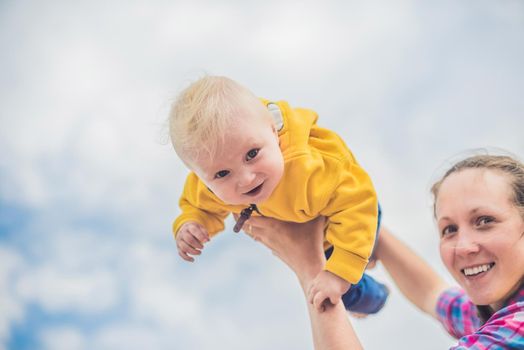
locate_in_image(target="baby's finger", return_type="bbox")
[308,285,319,305]
[178,250,194,262]
[176,238,186,253]
[192,227,210,244]
[307,280,320,297]
[313,292,328,312]
[176,233,199,251]
[179,240,201,256]
[184,234,204,250]
[328,294,341,306]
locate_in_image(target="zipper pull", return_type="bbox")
[233,204,259,233]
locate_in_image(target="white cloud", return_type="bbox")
[6,228,120,315]
[0,248,26,347]
[40,326,87,350]
[93,324,171,350]
[124,242,204,329]
[16,266,118,314]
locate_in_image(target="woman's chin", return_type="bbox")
[464,286,508,309]
[467,292,495,307]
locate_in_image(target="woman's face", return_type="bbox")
[436,168,524,310]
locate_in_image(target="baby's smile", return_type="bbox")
[244,182,264,196]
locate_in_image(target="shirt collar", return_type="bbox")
[505,282,524,307]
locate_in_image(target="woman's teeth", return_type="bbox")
[462,263,494,276]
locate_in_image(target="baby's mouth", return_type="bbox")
[461,263,495,277]
[244,183,264,196]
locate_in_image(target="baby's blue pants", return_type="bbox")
[324,204,389,314]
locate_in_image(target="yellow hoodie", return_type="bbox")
[173,100,378,284]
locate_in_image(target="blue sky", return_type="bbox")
[1,1,523,349]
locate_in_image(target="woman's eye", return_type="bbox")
[214,170,229,179]
[476,216,494,227]
[441,225,457,236]
[246,148,259,161]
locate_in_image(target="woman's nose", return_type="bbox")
[454,231,480,255]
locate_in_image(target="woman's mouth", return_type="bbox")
[244,183,264,196]
[461,263,495,277]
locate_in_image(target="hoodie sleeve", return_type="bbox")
[320,158,378,284]
[173,172,230,238]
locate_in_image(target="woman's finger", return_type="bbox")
[366,260,377,270]
[241,220,265,243]
[242,223,253,237]
[245,216,277,230]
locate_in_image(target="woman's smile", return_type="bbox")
[461,262,495,278]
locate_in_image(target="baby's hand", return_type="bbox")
[308,270,351,312]
[176,221,210,262]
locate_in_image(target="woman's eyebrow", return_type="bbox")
[468,206,496,215]
[437,216,452,225]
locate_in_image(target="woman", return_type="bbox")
[243,154,524,349]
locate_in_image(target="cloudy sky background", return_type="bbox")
[1,1,523,349]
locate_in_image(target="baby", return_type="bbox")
[169,76,388,313]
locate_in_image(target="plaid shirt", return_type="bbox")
[436,285,524,349]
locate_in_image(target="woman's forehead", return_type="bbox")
[435,169,514,215]
[440,168,511,193]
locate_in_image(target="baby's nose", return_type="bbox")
[238,170,256,187]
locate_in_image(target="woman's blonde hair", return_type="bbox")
[169,75,261,164]
[431,154,524,218]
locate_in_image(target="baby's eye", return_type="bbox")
[476,216,494,227]
[441,225,458,236]
[214,170,230,179]
[246,148,259,161]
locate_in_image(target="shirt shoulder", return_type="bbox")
[451,303,524,349]
[436,287,480,339]
[438,286,524,349]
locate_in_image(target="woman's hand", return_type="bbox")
[241,216,327,286]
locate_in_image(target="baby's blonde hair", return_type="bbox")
[169,76,264,165]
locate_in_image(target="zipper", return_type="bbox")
[233,204,261,233]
